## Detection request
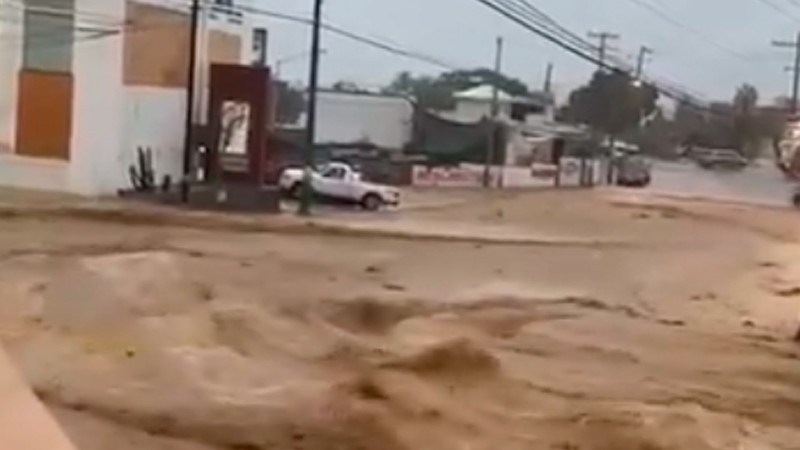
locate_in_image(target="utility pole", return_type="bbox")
[484,36,503,188]
[543,62,554,94]
[298,0,324,216]
[635,45,653,79]
[772,31,800,114]
[588,31,619,70]
[180,0,201,202]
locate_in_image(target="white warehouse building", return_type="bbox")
[0,0,255,195]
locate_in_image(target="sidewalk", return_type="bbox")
[0,347,77,450]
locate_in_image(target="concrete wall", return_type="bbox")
[0,0,71,192]
[122,87,187,184]
[0,156,70,192]
[314,91,413,150]
[0,4,21,154]
[0,0,251,196]
[68,0,126,195]
[450,100,512,123]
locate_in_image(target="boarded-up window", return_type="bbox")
[123,1,242,88]
[15,71,73,160]
[208,30,241,65]
[123,1,189,88]
[23,0,74,73]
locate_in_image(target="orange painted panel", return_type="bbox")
[15,70,73,161]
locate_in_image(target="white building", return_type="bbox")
[438,84,574,166]
[0,0,253,195]
[297,90,414,151]
[442,84,554,125]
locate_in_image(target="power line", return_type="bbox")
[472,0,721,114]
[772,32,800,113]
[165,0,464,70]
[0,0,125,26]
[494,0,634,70]
[623,0,752,61]
[587,31,620,69]
[755,0,800,20]
[500,0,597,53]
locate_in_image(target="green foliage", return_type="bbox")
[731,84,761,157]
[275,81,305,124]
[562,71,659,137]
[669,84,785,158]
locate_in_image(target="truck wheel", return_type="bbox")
[361,193,382,211]
[289,182,303,199]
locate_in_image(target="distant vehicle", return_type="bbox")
[615,155,651,187]
[695,149,748,171]
[279,162,400,211]
[792,186,800,209]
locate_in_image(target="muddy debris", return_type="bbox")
[381,339,499,379]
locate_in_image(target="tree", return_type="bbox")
[274,81,305,124]
[383,68,532,110]
[562,71,659,138]
[731,83,761,157]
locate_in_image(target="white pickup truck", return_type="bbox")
[278,162,401,210]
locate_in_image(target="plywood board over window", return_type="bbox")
[15,71,73,161]
[208,30,241,65]
[123,1,190,88]
[123,1,243,88]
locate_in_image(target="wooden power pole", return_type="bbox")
[773,32,800,114]
[298,0,324,215]
[180,0,201,202]
[588,31,619,70]
[635,45,653,79]
[483,36,503,188]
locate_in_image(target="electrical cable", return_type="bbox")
[623,0,752,61]
[473,0,726,114]
[754,0,800,21]
[164,0,464,70]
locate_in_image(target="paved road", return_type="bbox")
[645,160,795,208]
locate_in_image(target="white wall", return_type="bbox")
[451,100,512,123]
[122,87,187,185]
[0,155,70,192]
[0,4,21,152]
[72,0,192,195]
[0,0,247,196]
[0,0,72,194]
[314,91,413,150]
[68,0,127,195]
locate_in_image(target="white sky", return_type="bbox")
[255,0,800,104]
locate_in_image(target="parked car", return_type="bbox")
[279,162,400,210]
[696,149,748,171]
[615,155,651,187]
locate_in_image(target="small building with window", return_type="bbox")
[0,0,256,195]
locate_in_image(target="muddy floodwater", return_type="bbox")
[2,189,800,450]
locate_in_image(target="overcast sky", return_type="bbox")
[255,0,800,104]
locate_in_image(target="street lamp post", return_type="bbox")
[298,0,323,216]
[274,49,327,79]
